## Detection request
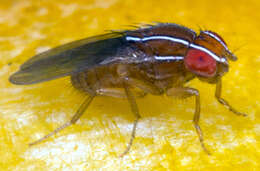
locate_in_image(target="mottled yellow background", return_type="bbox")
[0,0,259,170]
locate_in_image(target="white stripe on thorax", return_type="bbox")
[126,35,189,46]
[126,35,227,63]
[154,56,184,61]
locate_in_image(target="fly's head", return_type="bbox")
[184,31,237,84]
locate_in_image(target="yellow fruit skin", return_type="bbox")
[0,0,259,170]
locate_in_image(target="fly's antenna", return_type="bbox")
[105,29,126,36]
[122,24,140,29]
[197,24,204,32]
[232,43,247,54]
[130,22,154,29]
[228,42,247,61]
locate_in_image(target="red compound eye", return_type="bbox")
[184,48,217,77]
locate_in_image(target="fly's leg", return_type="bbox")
[96,88,147,98]
[117,64,161,156]
[96,88,126,98]
[124,77,162,95]
[95,87,146,157]
[118,78,161,156]
[117,64,162,95]
[119,84,141,157]
[215,79,247,117]
[29,95,95,146]
[166,87,211,155]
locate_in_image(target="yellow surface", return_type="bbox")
[0,0,259,170]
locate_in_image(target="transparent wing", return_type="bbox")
[9,32,126,85]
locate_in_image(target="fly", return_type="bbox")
[9,23,247,156]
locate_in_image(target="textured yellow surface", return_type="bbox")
[0,0,259,170]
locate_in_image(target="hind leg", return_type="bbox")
[96,88,147,98]
[29,95,95,146]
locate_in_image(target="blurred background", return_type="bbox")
[0,0,259,170]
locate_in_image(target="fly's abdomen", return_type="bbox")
[70,65,125,94]
[71,71,93,94]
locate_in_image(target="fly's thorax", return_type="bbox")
[128,61,195,91]
[125,23,196,57]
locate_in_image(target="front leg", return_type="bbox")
[215,79,247,116]
[166,87,211,155]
